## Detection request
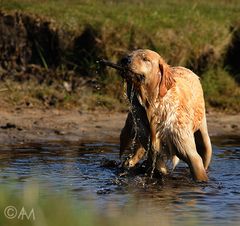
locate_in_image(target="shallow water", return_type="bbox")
[0,136,239,225]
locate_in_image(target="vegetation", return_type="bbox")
[0,184,210,226]
[0,3,239,225]
[0,0,240,111]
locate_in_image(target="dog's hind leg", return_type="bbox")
[167,141,180,171]
[194,116,212,170]
[174,131,208,182]
[172,155,180,171]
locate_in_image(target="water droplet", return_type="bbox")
[129,85,138,154]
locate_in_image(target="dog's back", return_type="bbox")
[159,66,205,136]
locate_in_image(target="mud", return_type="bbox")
[0,10,60,70]
[0,10,107,81]
[0,107,239,145]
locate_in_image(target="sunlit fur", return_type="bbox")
[120,49,212,182]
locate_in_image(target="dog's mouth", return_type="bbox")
[99,59,145,84]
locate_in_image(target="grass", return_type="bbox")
[0,3,239,226]
[0,183,166,226]
[4,3,240,31]
[0,0,240,111]
[0,184,101,226]
[0,183,217,226]
[1,0,240,63]
[202,68,240,111]
[0,79,126,111]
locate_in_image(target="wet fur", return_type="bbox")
[120,49,212,181]
[120,83,150,168]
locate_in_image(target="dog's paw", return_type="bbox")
[122,155,136,169]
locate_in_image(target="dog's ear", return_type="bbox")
[159,61,175,98]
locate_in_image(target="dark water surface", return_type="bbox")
[0,136,239,225]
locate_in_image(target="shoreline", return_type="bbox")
[0,107,239,146]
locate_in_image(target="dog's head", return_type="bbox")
[120,49,175,98]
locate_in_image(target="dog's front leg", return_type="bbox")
[149,122,168,175]
[123,145,145,168]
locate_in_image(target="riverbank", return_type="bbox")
[0,107,239,145]
[1,2,240,112]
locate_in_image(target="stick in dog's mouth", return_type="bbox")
[98,59,124,71]
[98,59,142,77]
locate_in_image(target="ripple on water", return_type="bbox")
[0,136,239,225]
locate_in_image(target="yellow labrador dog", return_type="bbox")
[119,49,212,182]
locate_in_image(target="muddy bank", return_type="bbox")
[0,108,125,145]
[0,10,240,112]
[0,10,106,76]
[0,107,239,145]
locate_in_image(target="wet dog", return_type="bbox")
[119,49,212,181]
[119,82,150,168]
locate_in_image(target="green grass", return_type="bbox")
[0,184,213,226]
[0,184,101,226]
[1,0,240,111]
[202,68,240,111]
[1,0,240,62]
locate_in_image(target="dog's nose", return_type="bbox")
[120,56,131,65]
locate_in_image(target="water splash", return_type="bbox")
[150,149,158,178]
[126,84,154,169]
[129,85,138,155]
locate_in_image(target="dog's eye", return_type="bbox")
[142,56,149,62]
